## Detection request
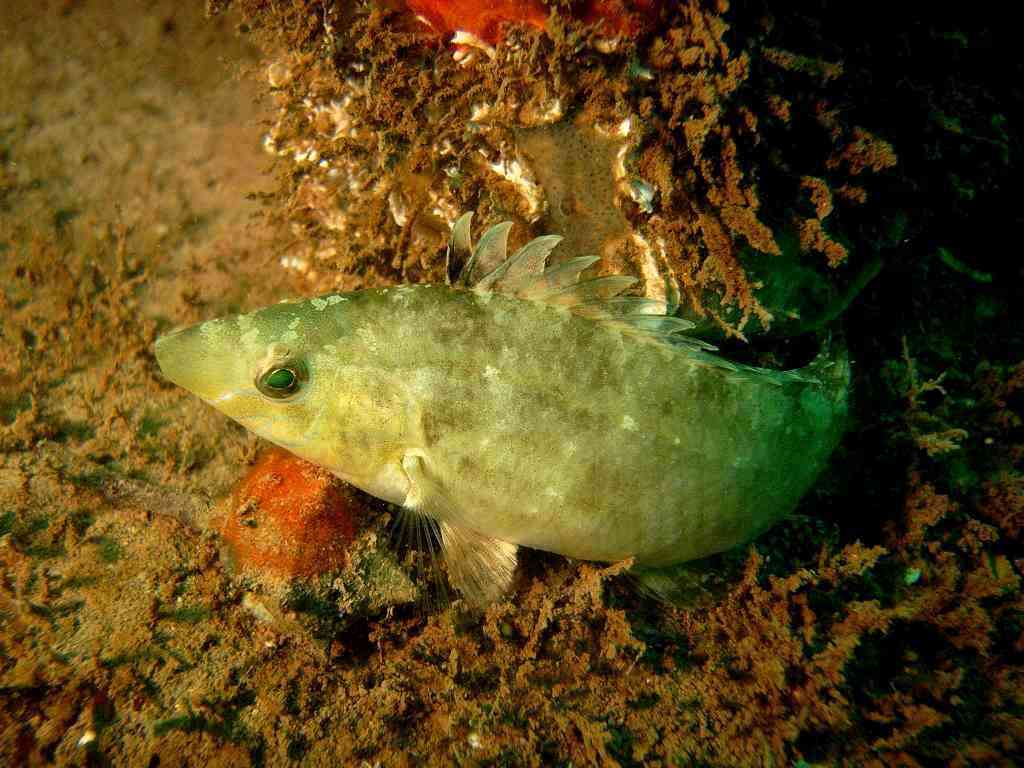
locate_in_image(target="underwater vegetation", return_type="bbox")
[1,0,1022,764]
[236,0,901,340]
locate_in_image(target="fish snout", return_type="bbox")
[154,322,225,395]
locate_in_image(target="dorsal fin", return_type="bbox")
[449,217,514,288]
[449,215,717,353]
[445,211,474,286]
[476,234,563,293]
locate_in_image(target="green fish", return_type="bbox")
[155,214,849,605]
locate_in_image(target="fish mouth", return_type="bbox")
[157,324,189,342]
[154,326,194,387]
[155,322,234,399]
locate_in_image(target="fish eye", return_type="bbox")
[256,362,306,399]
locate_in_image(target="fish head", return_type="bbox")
[155,297,351,466]
[156,293,415,503]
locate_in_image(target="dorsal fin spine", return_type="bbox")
[446,212,474,286]
[452,215,718,354]
[467,222,514,290]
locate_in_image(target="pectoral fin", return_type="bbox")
[401,452,446,518]
[401,452,517,607]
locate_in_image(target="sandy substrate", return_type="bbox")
[0,1,305,763]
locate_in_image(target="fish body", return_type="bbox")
[156,216,849,603]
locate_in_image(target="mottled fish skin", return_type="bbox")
[156,278,848,574]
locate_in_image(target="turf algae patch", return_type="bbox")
[0,1,286,763]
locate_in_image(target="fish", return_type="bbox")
[155,213,849,605]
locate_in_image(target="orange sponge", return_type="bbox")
[222,449,365,579]
[405,0,657,45]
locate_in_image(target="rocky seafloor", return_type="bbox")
[1,0,1022,765]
